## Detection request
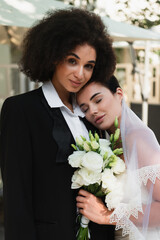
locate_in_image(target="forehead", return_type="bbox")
[71,44,96,58]
[77,82,109,102]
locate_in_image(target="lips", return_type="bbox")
[70,79,81,87]
[94,114,105,124]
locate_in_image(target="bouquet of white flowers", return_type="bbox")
[68,117,126,240]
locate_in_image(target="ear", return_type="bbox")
[115,87,123,102]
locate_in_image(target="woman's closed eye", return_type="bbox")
[96,98,102,104]
[81,107,89,113]
[80,99,102,114]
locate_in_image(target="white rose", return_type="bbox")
[81,151,103,172]
[112,157,126,174]
[100,148,113,159]
[101,168,117,191]
[105,182,124,210]
[71,170,84,189]
[99,139,113,158]
[78,168,101,186]
[68,151,86,168]
[99,139,110,148]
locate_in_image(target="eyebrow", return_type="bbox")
[90,92,101,101]
[79,92,101,108]
[68,53,96,64]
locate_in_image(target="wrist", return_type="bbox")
[104,210,116,225]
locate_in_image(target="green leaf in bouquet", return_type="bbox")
[113,128,120,142]
[84,183,105,197]
[114,116,119,128]
[75,137,84,150]
[103,151,108,161]
[108,155,117,167]
[113,148,123,155]
[83,141,91,152]
[90,140,99,151]
[77,143,84,151]
[110,117,122,151]
[97,148,101,154]
[92,183,101,193]
[76,214,82,224]
[71,144,78,150]
[83,184,94,194]
[95,189,105,197]
[76,137,84,145]
[110,133,113,142]
[89,130,95,141]
[83,183,101,195]
[104,155,117,168]
[81,135,87,141]
[94,132,99,142]
[77,226,89,240]
[103,159,109,169]
[94,184,105,197]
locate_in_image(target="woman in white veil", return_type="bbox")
[76,76,160,240]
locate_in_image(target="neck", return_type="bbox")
[62,95,74,112]
[51,80,73,112]
[108,116,122,134]
[107,126,116,135]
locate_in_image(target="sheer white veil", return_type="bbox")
[110,99,160,240]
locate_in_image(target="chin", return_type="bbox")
[97,123,110,131]
[70,87,81,93]
[93,123,105,131]
[100,126,107,131]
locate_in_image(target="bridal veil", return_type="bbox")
[110,99,160,240]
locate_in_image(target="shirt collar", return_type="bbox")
[42,80,64,108]
[42,80,85,118]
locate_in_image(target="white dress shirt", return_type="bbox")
[42,81,89,141]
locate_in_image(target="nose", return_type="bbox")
[89,105,98,116]
[74,66,84,80]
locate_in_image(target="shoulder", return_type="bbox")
[4,87,42,106]
[124,126,159,158]
[126,126,154,143]
[2,88,42,110]
[1,88,43,120]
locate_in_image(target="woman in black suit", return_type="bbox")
[0,8,116,240]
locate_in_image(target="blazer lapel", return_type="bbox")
[51,108,75,163]
[40,91,75,163]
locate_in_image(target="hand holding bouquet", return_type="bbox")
[68,118,126,240]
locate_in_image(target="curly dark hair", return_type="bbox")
[19,8,116,83]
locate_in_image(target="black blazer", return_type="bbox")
[0,87,115,240]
